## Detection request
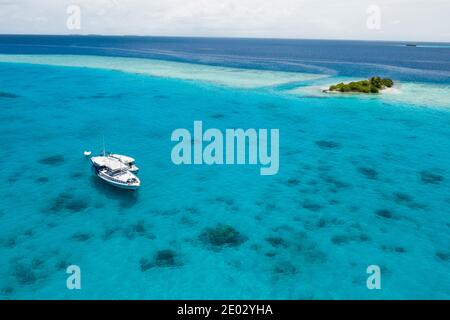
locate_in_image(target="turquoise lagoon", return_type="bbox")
[0,53,449,299]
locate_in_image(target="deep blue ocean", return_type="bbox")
[1,35,450,83]
[0,36,449,299]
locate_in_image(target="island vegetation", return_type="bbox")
[325,77,394,94]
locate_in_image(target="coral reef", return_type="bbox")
[199,224,247,248]
[38,155,65,166]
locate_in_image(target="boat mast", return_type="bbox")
[102,135,106,157]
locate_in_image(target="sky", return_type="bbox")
[0,0,449,42]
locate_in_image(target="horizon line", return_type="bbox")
[0,33,449,44]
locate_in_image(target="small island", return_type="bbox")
[324,77,394,94]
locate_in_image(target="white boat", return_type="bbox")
[108,153,139,174]
[91,156,140,190]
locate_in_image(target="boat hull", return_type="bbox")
[96,173,140,190]
[91,160,140,190]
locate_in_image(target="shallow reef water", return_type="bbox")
[0,58,449,300]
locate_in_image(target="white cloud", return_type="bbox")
[0,0,449,41]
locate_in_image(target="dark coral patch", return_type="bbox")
[215,197,235,206]
[272,225,294,233]
[286,178,300,186]
[31,258,45,269]
[47,192,89,214]
[315,140,341,149]
[180,216,195,226]
[0,91,20,98]
[420,170,444,185]
[392,192,425,209]
[154,250,179,267]
[357,167,378,180]
[140,249,182,271]
[331,234,350,245]
[55,259,69,271]
[316,217,342,229]
[102,226,121,240]
[38,155,65,166]
[273,262,298,275]
[393,192,413,204]
[199,224,247,248]
[331,232,370,245]
[436,251,450,262]
[375,209,394,219]
[154,95,169,99]
[186,207,199,214]
[71,232,92,242]
[281,232,328,263]
[1,237,17,248]
[265,251,277,258]
[302,201,323,212]
[1,286,14,296]
[320,174,350,190]
[123,220,155,240]
[35,177,49,183]
[71,172,84,179]
[265,237,290,249]
[8,176,18,184]
[358,234,370,242]
[381,245,407,253]
[210,113,225,119]
[65,199,89,212]
[12,263,40,285]
[317,218,327,228]
[129,220,146,235]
